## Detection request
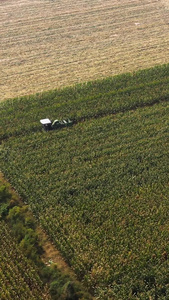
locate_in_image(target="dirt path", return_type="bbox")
[37,226,76,278]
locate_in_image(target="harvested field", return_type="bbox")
[0,0,169,101]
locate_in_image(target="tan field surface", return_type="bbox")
[0,0,169,101]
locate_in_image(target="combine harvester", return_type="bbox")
[40,118,73,131]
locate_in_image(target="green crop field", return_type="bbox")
[0,0,169,101]
[0,64,169,299]
[0,220,50,300]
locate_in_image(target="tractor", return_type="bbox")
[40,118,73,131]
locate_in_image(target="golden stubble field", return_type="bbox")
[0,0,169,101]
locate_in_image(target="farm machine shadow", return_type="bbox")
[40,118,74,131]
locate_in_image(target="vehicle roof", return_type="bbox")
[40,118,52,124]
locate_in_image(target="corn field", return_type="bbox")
[0,64,169,299]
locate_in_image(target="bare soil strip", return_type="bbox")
[0,0,169,101]
[37,227,77,278]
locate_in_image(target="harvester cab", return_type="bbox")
[40,118,52,131]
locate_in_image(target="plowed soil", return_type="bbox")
[0,0,169,100]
